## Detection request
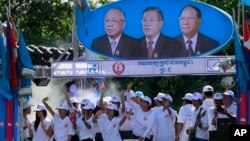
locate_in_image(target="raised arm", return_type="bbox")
[42,97,55,117]
[63,85,73,108]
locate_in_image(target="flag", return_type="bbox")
[234,23,250,124]
[0,31,13,99]
[241,0,250,6]
[6,21,18,90]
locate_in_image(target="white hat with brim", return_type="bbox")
[141,96,152,106]
[154,93,165,101]
[213,92,223,100]
[83,103,95,110]
[81,99,90,105]
[107,103,118,111]
[70,97,80,103]
[203,85,214,93]
[162,94,173,103]
[182,93,193,101]
[110,96,121,103]
[34,104,46,111]
[23,102,33,110]
[56,103,69,110]
[192,92,203,100]
[223,90,234,98]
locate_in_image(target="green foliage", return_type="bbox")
[0,0,73,46]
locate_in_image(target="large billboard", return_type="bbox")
[76,0,234,60]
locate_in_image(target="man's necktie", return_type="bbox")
[147,40,154,59]
[111,40,116,55]
[187,40,194,56]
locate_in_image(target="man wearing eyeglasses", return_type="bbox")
[92,8,139,59]
[175,6,219,57]
[139,7,184,59]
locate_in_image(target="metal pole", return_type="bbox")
[72,1,79,61]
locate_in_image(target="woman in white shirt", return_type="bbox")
[153,94,177,141]
[75,102,95,141]
[30,104,53,141]
[92,103,126,141]
[42,97,75,141]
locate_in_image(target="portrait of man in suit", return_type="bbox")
[175,5,219,57]
[139,7,184,59]
[92,8,139,59]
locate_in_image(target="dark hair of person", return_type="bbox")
[34,110,47,132]
[185,99,192,104]
[204,91,213,97]
[143,6,164,21]
[180,5,201,18]
[114,110,119,117]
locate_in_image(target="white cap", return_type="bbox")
[34,104,46,111]
[182,93,193,101]
[56,103,69,110]
[141,96,152,106]
[203,85,214,93]
[154,93,165,101]
[110,96,121,103]
[83,102,95,110]
[23,102,33,110]
[213,92,223,100]
[107,103,118,111]
[70,97,80,103]
[162,94,173,103]
[134,91,144,97]
[192,92,203,100]
[81,99,90,105]
[223,90,234,97]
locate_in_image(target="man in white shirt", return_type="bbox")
[202,85,215,111]
[176,93,194,141]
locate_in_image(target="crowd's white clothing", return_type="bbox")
[119,102,134,131]
[190,106,209,140]
[177,104,194,141]
[23,117,32,140]
[202,98,215,111]
[52,114,74,141]
[153,106,177,141]
[223,103,237,118]
[97,114,122,141]
[76,115,95,140]
[31,118,52,141]
[127,99,154,139]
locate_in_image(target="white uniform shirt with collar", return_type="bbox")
[52,114,74,141]
[119,101,135,131]
[208,106,228,131]
[76,115,95,140]
[127,97,154,139]
[190,106,209,140]
[177,104,194,141]
[153,106,177,141]
[202,98,215,112]
[223,103,237,118]
[97,114,122,141]
[146,33,160,51]
[183,33,198,53]
[31,118,52,141]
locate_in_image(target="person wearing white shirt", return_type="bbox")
[221,90,237,119]
[92,103,127,141]
[75,102,95,141]
[176,93,194,141]
[30,104,53,141]
[187,92,209,141]
[207,92,224,131]
[153,94,177,141]
[42,97,74,141]
[127,92,154,141]
[22,102,33,141]
[202,85,215,112]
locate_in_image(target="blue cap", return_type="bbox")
[134,91,144,97]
